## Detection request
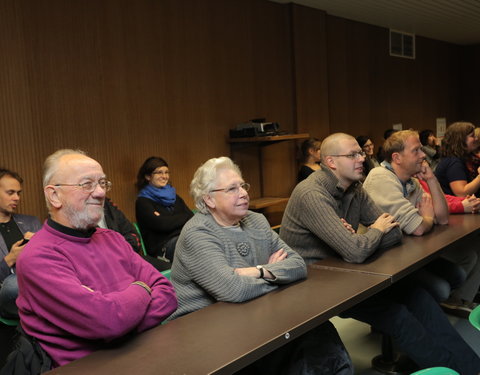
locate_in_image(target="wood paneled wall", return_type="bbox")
[0,0,296,221]
[0,0,473,222]
[461,44,480,125]
[325,15,462,148]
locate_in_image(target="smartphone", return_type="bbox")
[20,238,29,246]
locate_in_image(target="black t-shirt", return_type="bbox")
[0,218,24,252]
[298,165,315,183]
[435,156,471,196]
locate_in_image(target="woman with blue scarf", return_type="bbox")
[136,156,193,263]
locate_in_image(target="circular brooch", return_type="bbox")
[236,242,250,257]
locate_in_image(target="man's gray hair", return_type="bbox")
[190,156,242,213]
[43,149,87,187]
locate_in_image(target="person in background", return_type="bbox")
[356,135,380,178]
[435,122,480,196]
[418,180,480,214]
[364,130,480,317]
[297,138,322,182]
[99,197,170,271]
[281,133,480,374]
[419,129,440,171]
[0,169,41,319]
[136,156,193,263]
[465,126,480,182]
[170,156,353,374]
[101,197,141,253]
[16,149,177,368]
[376,128,398,163]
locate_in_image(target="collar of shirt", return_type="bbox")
[47,217,96,238]
[318,164,361,199]
[380,160,416,198]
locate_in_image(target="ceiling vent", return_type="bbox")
[389,30,415,59]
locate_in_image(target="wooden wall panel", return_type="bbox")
[326,15,462,149]
[460,44,480,124]
[0,0,296,221]
[0,0,471,225]
[291,4,330,139]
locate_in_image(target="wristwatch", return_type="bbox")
[256,265,265,279]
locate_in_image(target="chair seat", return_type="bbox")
[0,316,19,326]
[469,304,480,330]
[410,367,459,375]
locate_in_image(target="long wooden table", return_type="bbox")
[311,214,480,282]
[47,269,390,375]
[46,215,480,375]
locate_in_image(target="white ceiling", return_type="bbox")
[270,0,480,45]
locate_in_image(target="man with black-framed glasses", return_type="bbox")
[281,133,400,265]
[15,149,177,368]
[280,133,480,373]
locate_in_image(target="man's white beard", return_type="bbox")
[64,203,104,230]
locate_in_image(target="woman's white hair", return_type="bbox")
[190,156,242,213]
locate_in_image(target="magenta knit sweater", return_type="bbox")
[16,221,177,367]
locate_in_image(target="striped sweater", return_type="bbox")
[169,211,307,320]
[280,167,402,264]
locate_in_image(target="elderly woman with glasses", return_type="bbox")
[169,156,353,374]
[135,156,193,263]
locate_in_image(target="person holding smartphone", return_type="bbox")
[0,168,41,319]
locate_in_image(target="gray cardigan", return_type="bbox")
[170,211,307,320]
[280,167,402,265]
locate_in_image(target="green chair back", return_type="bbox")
[410,367,459,375]
[161,269,171,280]
[0,316,19,327]
[133,222,148,257]
[469,304,480,330]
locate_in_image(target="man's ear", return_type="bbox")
[391,152,401,165]
[44,186,62,209]
[324,156,336,170]
[203,194,215,209]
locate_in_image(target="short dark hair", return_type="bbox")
[419,129,434,146]
[355,135,370,148]
[0,168,23,184]
[136,156,169,191]
[383,128,398,140]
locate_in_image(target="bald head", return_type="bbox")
[43,149,89,187]
[320,133,357,163]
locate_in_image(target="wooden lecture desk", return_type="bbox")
[311,214,480,282]
[47,268,389,375]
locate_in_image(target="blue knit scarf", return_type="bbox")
[138,184,177,207]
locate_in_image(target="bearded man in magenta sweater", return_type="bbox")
[16,149,177,368]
